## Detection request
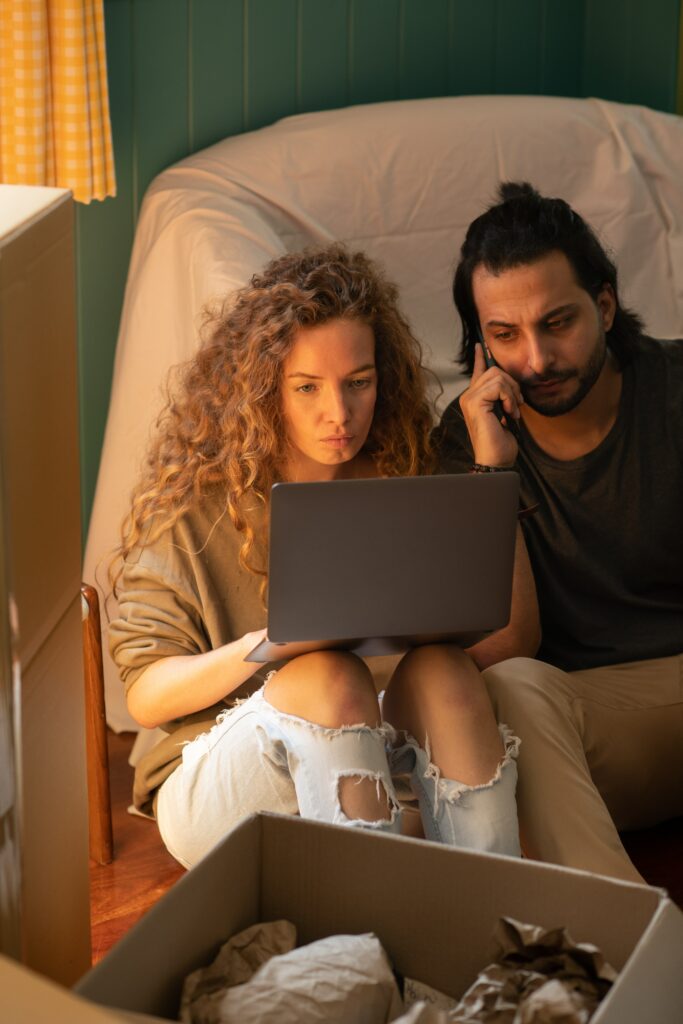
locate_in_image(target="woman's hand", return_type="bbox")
[459,344,523,468]
[127,627,269,729]
[241,627,268,654]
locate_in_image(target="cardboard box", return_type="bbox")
[76,813,683,1023]
[0,184,90,984]
[0,953,169,1024]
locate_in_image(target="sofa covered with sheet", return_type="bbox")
[84,94,683,730]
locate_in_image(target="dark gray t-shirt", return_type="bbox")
[434,335,683,671]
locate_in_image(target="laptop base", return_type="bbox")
[244,630,493,664]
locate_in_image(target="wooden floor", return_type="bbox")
[89,729,683,966]
[89,730,185,965]
[622,817,683,901]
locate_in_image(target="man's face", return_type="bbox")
[472,250,616,417]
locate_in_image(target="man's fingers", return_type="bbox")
[471,342,486,382]
[471,345,524,406]
[498,380,524,418]
[473,373,523,416]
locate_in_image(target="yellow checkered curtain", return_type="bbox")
[0,0,116,202]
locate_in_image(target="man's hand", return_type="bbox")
[459,344,523,467]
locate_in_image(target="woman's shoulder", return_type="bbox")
[128,487,257,581]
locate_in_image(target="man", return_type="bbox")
[435,181,683,882]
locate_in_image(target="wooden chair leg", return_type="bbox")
[81,583,114,865]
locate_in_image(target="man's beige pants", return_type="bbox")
[483,654,683,883]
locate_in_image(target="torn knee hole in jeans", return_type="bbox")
[335,770,401,826]
[261,691,397,743]
[421,723,521,813]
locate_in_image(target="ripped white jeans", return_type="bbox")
[156,686,521,869]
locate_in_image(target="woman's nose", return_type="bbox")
[325,387,351,424]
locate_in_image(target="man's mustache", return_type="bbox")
[520,369,576,387]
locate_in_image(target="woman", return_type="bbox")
[110,244,527,868]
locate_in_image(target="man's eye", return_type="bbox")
[547,316,573,330]
[493,331,514,342]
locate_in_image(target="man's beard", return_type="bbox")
[519,332,607,418]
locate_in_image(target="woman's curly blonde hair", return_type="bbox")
[112,244,437,598]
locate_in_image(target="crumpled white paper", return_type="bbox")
[179,921,404,1024]
[392,1003,451,1024]
[179,920,297,1022]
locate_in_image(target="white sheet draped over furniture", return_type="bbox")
[84,94,683,732]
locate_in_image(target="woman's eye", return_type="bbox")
[348,378,371,389]
[296,383,317,393]
[493,331,513,343]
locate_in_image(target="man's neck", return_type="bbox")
[520,354,623,461]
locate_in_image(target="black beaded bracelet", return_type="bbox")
[470,463,513,473]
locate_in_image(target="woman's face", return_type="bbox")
[280,317,377,480]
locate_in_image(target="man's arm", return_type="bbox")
[434,348,539,668]
[466,524,541,670]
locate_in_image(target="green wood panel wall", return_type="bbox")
[299,0,349,112]
[349,0,400,104]
[401,0,449,99]
[583,0,681,112]
[133,0,191,216]
[247,0,299,128]
[76,0,683,537]
[76,0,134,537]
[190,0,245,149]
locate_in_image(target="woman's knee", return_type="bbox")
[386,643,486,714]
[264,649,380,728]
[382,645,495,741]
[392,643,475,686]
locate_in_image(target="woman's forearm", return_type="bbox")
[126,629,267,728]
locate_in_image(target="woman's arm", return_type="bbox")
[126,628,267,729]
[465,525,541,670]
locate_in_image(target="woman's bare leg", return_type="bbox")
[383,644,520,855]
[383,645,503,783]
[265,650,395,823]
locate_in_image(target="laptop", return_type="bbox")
[245,472,519,663]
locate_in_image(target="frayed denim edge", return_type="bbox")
[420,722,521,814]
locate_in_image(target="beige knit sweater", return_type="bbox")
[109,491,272,813]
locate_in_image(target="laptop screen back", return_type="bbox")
[266,473,519,644]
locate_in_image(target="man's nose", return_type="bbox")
[526,333,554,376]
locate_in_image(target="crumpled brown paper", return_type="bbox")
[179,920,296,1022]
[179,920,404,1024]
[448,917,619,1023]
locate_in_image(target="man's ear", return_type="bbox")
[597,283,616,332]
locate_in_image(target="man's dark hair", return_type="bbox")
[453,182,644,374]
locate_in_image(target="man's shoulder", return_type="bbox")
[436,393,467,433]
[627,335,683,402]
[630,334,683,369]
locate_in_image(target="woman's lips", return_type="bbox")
[321,435,354,448]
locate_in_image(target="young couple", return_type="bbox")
[112,184,683,880]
